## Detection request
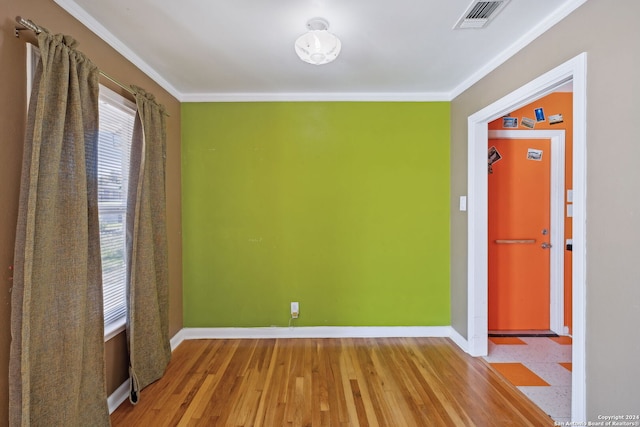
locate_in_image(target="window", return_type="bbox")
[98,86,136,339]
[26,44,40,109]
[27,44,135,339]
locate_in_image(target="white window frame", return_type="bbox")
[98,85,136,341]
[26,43,40,109]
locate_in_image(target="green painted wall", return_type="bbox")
[182,102,450,327]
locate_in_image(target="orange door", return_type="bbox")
[488,138,551,331]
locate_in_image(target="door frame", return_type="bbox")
[465,53,586,421]
[488,130,565,334]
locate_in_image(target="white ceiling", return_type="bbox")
[53,0,586,101]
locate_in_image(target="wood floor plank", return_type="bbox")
[326,340,352,425]
[252,340,279,427]
[111,337,554,426]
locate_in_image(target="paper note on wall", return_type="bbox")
[527,149,543,161]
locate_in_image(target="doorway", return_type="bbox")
[488,130,565,334]
[465,53,586,421]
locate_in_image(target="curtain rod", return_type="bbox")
[15,15,135,96]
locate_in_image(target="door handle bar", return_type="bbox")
[494,239,536,244]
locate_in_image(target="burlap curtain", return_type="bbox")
[126,86,171,404]
[9,31,110,426]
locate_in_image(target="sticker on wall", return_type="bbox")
[488,146,502,174]
[502,117,518,128]
[521,117,536,129]
[527,148,543,161]
[549,113,564,125]
[534,107,545,122]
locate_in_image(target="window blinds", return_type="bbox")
[98,86,136,329]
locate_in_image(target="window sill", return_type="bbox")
[104,318,126,342]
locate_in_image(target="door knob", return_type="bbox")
[541,242,552,249]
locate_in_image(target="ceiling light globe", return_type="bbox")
[310,53,326,64]
[294,22,341,65]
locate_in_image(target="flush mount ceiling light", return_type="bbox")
[294,18,341,65]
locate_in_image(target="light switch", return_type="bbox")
[567,189,573,203]
[567,204,573,217]
[459,196,467,211]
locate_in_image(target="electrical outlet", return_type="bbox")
[290,302,299,319]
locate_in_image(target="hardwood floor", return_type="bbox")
[111,337,554,426]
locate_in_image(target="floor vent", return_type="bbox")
[453,0,511,29]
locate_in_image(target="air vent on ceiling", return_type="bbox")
[453,0,511,29]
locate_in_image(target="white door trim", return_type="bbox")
[488,130,565,335]
[465,53,587,422]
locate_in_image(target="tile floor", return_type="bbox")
[484,336,572,423]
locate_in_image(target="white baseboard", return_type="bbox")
[108,378,130,414]
[170,328,188,351]
[109,325,469,413]
[108,331,183,414]
[177,325,452,341]
[448,328,470,353]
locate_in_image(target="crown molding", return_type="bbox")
[54,0,182,100]
[449,0,589,99]
[179,92,451,103]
